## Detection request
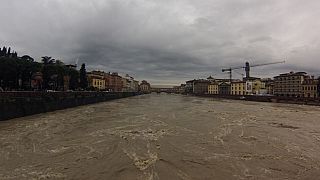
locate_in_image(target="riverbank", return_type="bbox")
[0,91,138,121]
[193,94,320,106]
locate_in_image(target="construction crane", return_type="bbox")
[222,60,285,81]
[234,70,245,79]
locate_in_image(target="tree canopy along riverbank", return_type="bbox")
[0,46,84,91]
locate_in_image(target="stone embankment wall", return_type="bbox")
[0,92,137,121]
[196,94,320,106]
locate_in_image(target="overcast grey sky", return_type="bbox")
[1,0,320,85]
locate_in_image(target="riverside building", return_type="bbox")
[231,81,246,95]
[219,82,231,95]
[193,79,210,94]
[87,71,106,90]
[274,72,307,97]
[139,80,151,94]
[105,72,123,92]
[302,77,318,98]
[185,80,196,94]
[208,82,219,95]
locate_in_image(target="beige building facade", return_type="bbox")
[302,78,318,98]
[208,82,219,95]
[231,81,246,95]
[87,71,106,90]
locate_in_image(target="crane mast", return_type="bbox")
[222,60,285,82]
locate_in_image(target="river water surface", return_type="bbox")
[1,94,320,179]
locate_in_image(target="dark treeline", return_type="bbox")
[0,46,18,58]
[0,46,87,91]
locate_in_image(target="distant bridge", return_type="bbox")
[150,87,178,93]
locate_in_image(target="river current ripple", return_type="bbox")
[1,94,320,179]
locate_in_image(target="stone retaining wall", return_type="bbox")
[195,94,320,106]
[0,92,137,121]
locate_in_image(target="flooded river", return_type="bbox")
[1,94,320,179]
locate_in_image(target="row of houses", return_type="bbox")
[183,72,320,98]
[87,70,151,93]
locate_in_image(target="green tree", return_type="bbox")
[79,63,88,90]
[7,47,11,57]
[12,51,18,58]
[0,57,18,89]
[21,55,34,62]
[41,56,58,89]
[0,47,4,57]
[2,47,7,57]
[0,55,41,90]
[55,59,64,65]
[41,56,55,65]
[68,68,79,90]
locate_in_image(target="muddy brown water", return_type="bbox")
[1,94,320,180]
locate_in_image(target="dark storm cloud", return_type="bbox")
[1,0,320,84]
